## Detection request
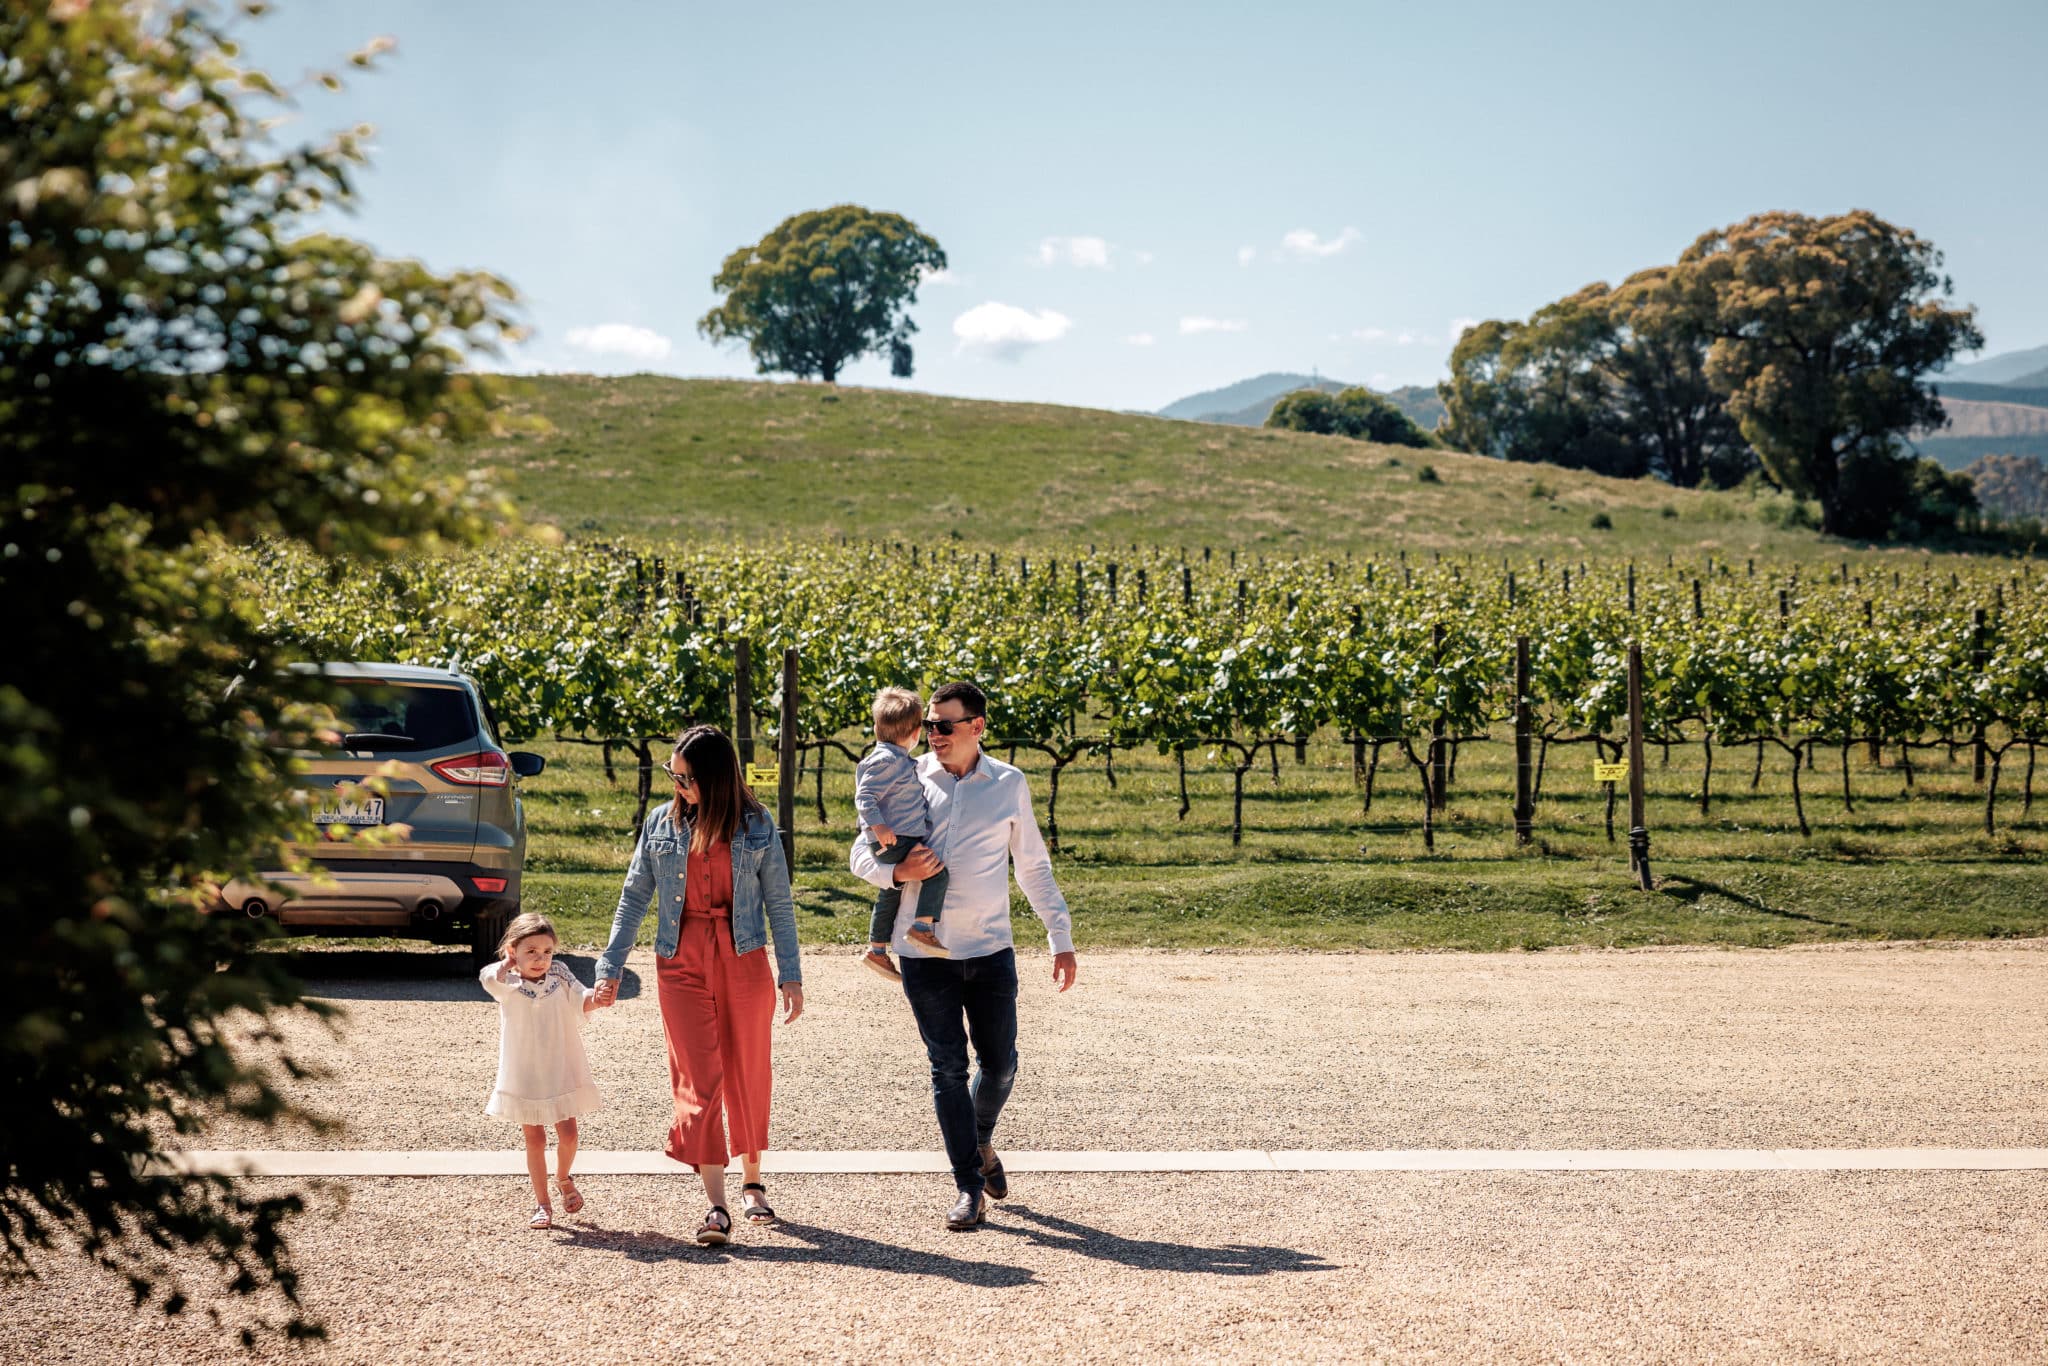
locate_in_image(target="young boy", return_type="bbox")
[857,686,950,978]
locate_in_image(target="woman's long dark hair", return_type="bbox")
[670,724,764,854]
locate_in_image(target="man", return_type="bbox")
[848,680,1078,1230]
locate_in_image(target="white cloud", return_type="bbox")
[564,323,672,362]
[1037,235,1112,269]
[1279,226,1363,260]
[1448,316,1479,341]
[916,265,960,287]
[1349,327,1391,342]
[1132,249,1155,266]
[1236,244,1257,267]
[1397,331,1416,346]
[1124,332,1156,347]
[1370,372,1394,387]
[952,301,1072,360]
[1180,316,1248,335]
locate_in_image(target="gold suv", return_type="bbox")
[223,662,544,965]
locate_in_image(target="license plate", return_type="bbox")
[314,797,386,826]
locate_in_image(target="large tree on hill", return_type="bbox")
[1266,386,1433,447]
[1603,266,1754,488]
[1439,288,1641,476]
[698,205,946,383]
[1441,280,1754,486]
[2,3,513,1337]
[1677,209,1981,536]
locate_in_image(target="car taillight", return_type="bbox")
[431,751,510,787]
[473,876,508,894]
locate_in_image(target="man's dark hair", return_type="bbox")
[929,680,987,718]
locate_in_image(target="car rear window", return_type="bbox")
[331,683,478,753]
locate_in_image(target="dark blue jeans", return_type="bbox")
[899,948,1018,1197]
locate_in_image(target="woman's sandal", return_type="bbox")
[558,1176,584,1216]
[741,1181,777,1225]
[695,1205,732,1246]
[528,1205,554,1230]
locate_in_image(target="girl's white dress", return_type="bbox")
[480,960,604,1125]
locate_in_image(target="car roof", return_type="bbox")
[288,661,474,686]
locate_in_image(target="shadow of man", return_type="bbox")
[558,1218,1037,1288]
[989,1203,1338,1276]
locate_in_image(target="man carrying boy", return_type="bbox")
[856,686,950,977]
[848,680,1078,1231]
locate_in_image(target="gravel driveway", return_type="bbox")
[22,941,2048,1362]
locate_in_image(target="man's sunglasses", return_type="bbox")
[659,762,697,788]
[922,715,982,736]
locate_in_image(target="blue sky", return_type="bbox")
[243,0,2048,412]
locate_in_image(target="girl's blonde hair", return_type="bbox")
[497,911,558,955]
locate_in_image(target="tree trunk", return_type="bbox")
[1362,741,1382,815]
[602,739,617,786]
[1176,747,1190,822]
[1104,746,1118,790]
[1751,739,1765,789]
[1839,742,1854,814]
[814,744,827,824]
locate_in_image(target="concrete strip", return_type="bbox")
[162,1147,2048,1177]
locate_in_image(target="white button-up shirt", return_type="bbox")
[848,749,1073,960]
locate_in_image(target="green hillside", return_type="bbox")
[457,374,1932,559]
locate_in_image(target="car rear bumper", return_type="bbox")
[221,860,519,929]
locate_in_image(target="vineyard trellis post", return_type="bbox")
[734,639,754,766]
[1627,641,1652,890]
[1972,608,1989,784]
[778,647,798,874]
[1430,623,1448,811]
[1514,636,1534,845]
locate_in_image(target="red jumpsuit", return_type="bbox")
[657,838,777,1165]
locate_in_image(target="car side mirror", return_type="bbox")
[508,751,546,778]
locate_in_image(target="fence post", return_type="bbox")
[1627,641,1652,890]
[734,639,754,766]
[1514,636,1534,845]
[1430,623,1448,811]
[1973,607,1989,784]
[778,647,798,874]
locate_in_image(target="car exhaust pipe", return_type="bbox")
[243,898,269,919]
[417,900,443,923]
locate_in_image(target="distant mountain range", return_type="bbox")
[1921,354,2048,468]
[1156,356,2048,472]
[1157,371,1447,431]
[1944,343,2048,386]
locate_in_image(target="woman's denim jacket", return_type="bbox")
[597,804,802,986]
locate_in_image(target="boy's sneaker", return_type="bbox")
[861,946,901,981]
[906,921,950,956]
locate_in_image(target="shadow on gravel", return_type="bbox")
[281,951,643,1003]
[557,1220,1036,1286]
[990,1204,1337,1277]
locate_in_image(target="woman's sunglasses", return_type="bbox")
[659,761,697,788]
[922,715,982,736]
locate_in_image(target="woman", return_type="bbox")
[595,725,804,1245]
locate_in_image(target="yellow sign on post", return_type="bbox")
[746,764,781,788]
[1593,760,1630,783]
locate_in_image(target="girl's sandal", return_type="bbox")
[741,1181,777,1225]
[695,1205,731,1246]
[528,1205,554,1230]
[558,1177,584,1216]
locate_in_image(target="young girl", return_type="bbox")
[481,912,610,1229]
